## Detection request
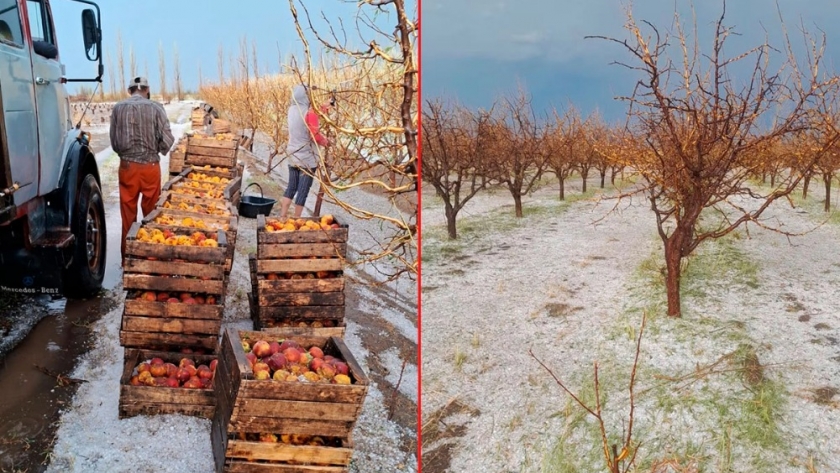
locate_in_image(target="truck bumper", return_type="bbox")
[0,246,67,295]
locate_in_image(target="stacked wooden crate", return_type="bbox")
[118,221,228,418]
[168,136,188,175]
[248,214,348,337]
[182,136,242,205]
[212,328,369,472]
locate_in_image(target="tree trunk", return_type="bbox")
[803,173,812,199]
[513,193,523,218]
[611,168,616,186]
[762,172,766,183]
[558,176,565,200]
[825,173,832,212]
[600,170,606,188]
[445,205,458,239]
[581,170,589,193]
[664,232,685,317]
[770,172,775,187]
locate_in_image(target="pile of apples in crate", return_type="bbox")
[241,339,353,385]
[134,227,221,247]
[128,356,218,390]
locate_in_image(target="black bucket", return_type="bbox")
[238,182,276,218]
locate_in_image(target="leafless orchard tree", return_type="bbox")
[589,3,840,316]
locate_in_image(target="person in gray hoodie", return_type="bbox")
[279,84,331,219]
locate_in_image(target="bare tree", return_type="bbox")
[217,44,225,83]
[129,44,136,79]
[546,107,582,200]
[106,48,116,98]
[422,98,490,239]
[173,44,182,101]
[589,4,840,316]
[158,42,168,101]
[485,88,547,217]
[116,30,125,95]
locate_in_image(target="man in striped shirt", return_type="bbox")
[110,76,175,262]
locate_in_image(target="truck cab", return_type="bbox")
[0,0,104,297]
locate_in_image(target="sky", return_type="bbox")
[49,0,406,94]
[422,0,840,122]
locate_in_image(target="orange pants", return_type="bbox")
[119,160,161,260]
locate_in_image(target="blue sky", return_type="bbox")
[422,0,840,122]
[50,0,394,94]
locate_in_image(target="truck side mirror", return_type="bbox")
[81,9,100,61]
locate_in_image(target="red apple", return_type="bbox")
[332,361,349,376]
[252,340,272,358]
[206,295,217,305]
[309,347,324,359]
[283,347,301,363]
[183,298,196,305]
[266,353,288,371]
[269,341,282,355]
[179,358,195,368]
[137,363,151,374]
[194,296,205,305]
[198,366,213,380]
[167,297,180,303]
[210,359,218,372]
[151,357,165,365]
[156,292,170,302]
[279,340,300,352]
[165,363,178,378]
[253,362,270,374]
[309,358,324,371]
[180,292,192,302]
[177,368,191,383]
[129,375,142,386]
[245,352,257,367]
[165,378,180,388]
[154,377,168,387]
[141,291,157,302]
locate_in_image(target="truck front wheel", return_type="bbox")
[64,174,107,298]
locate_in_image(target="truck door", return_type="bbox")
[26,0,66,196]
[0,0,39,205]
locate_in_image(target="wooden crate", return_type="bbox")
[163,174,242,203]
[257,215,348,256]
[156,191,238,218]
[121,223,228,351]
[143,208,238,273]
[119,348,216,419]
[185,135,240,169]
[211,426,353,473]
[169,143,187,175]
[248,252,346,328]
[247,292,346,338]
[213,328,369,441]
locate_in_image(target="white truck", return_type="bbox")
[0,0,104,297]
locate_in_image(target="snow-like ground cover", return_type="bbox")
[422,176,840,472]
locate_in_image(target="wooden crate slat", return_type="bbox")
[119,331,219,352]
[119,384,216,404]
[256,259,343,274]
[224,461,347,473]
[226,417,354,438]
[189,136,239,149]
[257,292,344,307]
[124,258,226,279]
[125,240,227,264]
[187,145,237,158]
[122,315,221,335]
[261,326,347,338]
[258,243,347,259]
[185,154,237,168]
[225,439,352,464]
[256,306,345,321]
[231,398,360,422]
[120,403,215,419]
[124,298,224,319]
[255,278,344,293]
[123,274,225,295]
[258,229,348,245]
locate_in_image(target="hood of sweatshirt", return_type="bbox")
[291,84,310,108]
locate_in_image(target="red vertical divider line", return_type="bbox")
[416,0,423,469]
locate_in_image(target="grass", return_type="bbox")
[541,228,789,471]
[453,348,467,371]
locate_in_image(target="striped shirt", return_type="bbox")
[110,94,175,164]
